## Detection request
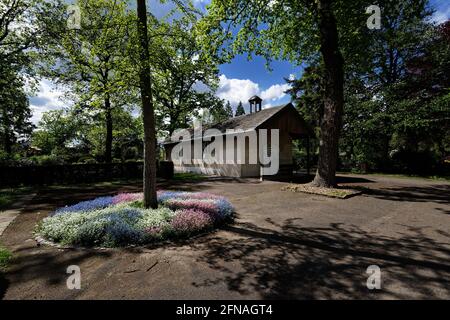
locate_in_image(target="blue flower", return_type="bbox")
[54,196,114,215]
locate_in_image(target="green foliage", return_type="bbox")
[209,97,233,123]
[32,106,143,163]
[0,0,63,63]
[172,172,206,181]
[286,0,447,174]
[286,64,324,132]
[85,107,143,161]
[0,0,64,157]
[43,0,137,162]
[32,109,82,155]
[235,101,245,116]
[0,63,34,155]
[196,0,320,65]
[150,15,220,136]
[0,246,11,270]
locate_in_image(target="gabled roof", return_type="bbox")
[207,103,289,132]
[162,103,298,144]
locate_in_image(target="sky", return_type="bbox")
[29,0,450,125]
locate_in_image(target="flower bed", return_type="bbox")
[36,191,234,248]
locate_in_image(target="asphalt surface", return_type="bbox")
[1,174,449,299]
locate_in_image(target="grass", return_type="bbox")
[172,172,207,181]
[0,187,33,211]
[0,246,11,271]
[282,184,362,199]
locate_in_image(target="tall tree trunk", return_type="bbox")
[311,0,345,188]
[136,0,158,209]
[104,95,113,164]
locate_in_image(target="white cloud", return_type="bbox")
[29,74,292,125]
[261,83,290,101]
[431,7,450,24]
[216,74,260,106]
[29,79,68,125]
[192,0,210,5]
[216,74,291,110]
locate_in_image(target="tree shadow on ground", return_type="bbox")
[190,219,450,299]
[0,273,8,299]
[363,185,450,204]
[3,247,112,299]
[435,207,450,215]
[31,180,214,213]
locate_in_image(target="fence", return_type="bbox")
[0,161,174,187]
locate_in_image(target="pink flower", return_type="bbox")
[171,209,213,233]
[164,199,218,214]
[112,193,143,204]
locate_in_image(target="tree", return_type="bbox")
[385,20,450,173]
[338,0,435,172]
[224,101,234,118]
[85,107,143,162]
[284,0,436,174]
[150,16,220,136]
[286,64,324,129]
[33,106,143,163]
[211,99,233,123]
[0,0,62,63]
[0,64,33,154]
[32,109,81,155]
[136,0,157,209]
[235,101,245,116]
[46,0,134,163]
[198,0,345,187]
[0,0,61,156]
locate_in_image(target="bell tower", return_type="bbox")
[248,95,262,114]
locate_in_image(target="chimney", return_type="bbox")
[249,95,262,114]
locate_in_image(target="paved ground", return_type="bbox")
[1,174,449,299]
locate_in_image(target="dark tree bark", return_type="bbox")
[104,94,113,164]
[311,0,345,188]
[136,0,158,209]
